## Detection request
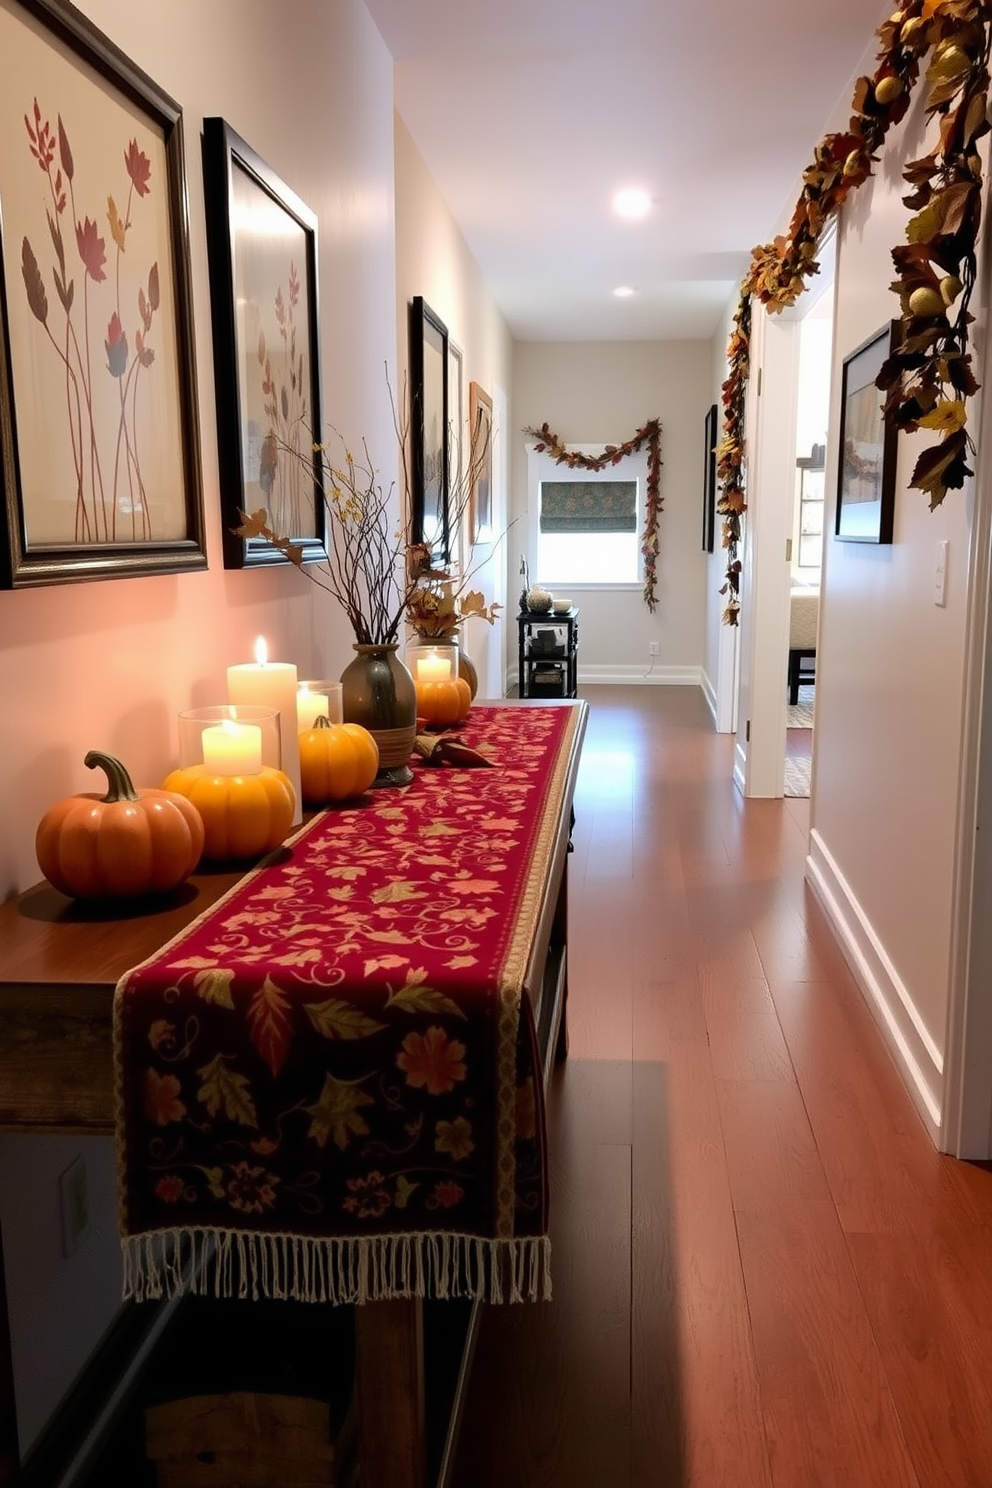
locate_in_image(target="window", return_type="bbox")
[528,444,645,587]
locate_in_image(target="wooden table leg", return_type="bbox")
[0,1222,20,1488]
[354,1298,425,1488]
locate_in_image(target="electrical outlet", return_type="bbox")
[648,641,659,656]
[59,1154,90,1257]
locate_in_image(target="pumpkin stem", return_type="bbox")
[313,716,334,730]
[84,749,140,803]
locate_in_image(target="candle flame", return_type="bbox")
[254,635,268,666]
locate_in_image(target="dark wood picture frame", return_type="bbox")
[702,402,718,554]
[202,116,326,569]
[409,295,449,563]
[469,380,493,545]
[835,322,899,546]
[0,0,205,587]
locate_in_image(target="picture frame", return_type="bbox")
[835,322,899,545]
[702,402,718,554]
[202,116,325,569]
[0,0,205,587]
[469,380,493,545]
[409,295,449,563]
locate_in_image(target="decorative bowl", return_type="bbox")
[552,598,571,614]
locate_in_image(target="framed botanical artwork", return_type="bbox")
[0,0,205,587]
[469,380,493,545]
[835,322,899,545]
[702,402,718,554]
[202,116,325,569]
[409,295,449,563]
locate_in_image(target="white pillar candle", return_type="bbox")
[227,637,301,824]
[416,652,452,682]
[297,685,330,735]
[202,720,263,777]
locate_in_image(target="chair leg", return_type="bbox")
[788,652,800,707]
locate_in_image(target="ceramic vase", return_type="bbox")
[340,643,417,786]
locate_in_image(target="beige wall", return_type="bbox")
[807,83,977,1134]
[0,0,397,1449]
[511,340,711,684]
[393,118,513,698]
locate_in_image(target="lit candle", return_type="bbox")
[201,720,263,776]
[416,652,453,683]
[297,684,330,735]
[227,637,301,824]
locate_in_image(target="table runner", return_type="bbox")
[114,704,579,1307]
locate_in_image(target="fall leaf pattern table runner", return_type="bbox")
[114,704,580,1306]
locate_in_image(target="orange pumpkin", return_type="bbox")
[36,750,205,900]
[298,718,379,804]
[415,677,472,726]
[162,763,295,862]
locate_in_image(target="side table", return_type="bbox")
[517,608,579,698]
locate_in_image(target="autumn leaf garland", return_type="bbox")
[718,0,991,624]
[525,419,663,610]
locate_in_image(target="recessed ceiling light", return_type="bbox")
[613,188,652,219]
[613,285,636,298]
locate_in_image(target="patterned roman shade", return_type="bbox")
[539,480,637,534]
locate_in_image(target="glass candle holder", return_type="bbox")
[296,680,344,735]
[407,642,470,726]
[178,705,281,774]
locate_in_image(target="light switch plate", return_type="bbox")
[934,539,948,607]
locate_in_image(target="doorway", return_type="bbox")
[784,285,833,799]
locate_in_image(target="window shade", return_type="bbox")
[539,480,637,534]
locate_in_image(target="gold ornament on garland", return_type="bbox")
[524,419,663,611]
[717,0,989,624]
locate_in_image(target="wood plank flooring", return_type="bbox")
[450,684,992,1488]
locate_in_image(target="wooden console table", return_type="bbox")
[0,699,586,1488]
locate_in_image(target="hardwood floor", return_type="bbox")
[450,684,992,1488]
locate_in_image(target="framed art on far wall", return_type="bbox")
[0,0,205,587]
[409,296,449,563]
[702,402,718,553]
[835,322,899,545]
[469,380,493,545]
[202,116,326,570]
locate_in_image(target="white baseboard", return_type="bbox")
[806,827,943,1142]
[577,665,703,687]
[701,670,717,719]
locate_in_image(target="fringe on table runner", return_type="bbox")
[122,1228,552,1307]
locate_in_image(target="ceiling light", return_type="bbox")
[613,285,636,298]
[613,188,652,219]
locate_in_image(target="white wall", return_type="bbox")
[393,118,513,699]
[807,82,976,1137]
[511,340,711,685]
[0,0,396,1450]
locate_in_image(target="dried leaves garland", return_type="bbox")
[524,420,663,610]
[717,0,989,624]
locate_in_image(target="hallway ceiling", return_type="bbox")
[364,0,889,341]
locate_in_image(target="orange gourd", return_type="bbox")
[298,718,379,804]
[415,677,471,726]
[162,763,295,862]
[36,750,205,900]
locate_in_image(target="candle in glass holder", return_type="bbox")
[416,651,453,683]
[201,720,263,776]
[228,636,301,823]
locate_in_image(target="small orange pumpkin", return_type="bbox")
[415,677,472,726]
[162,763,295,862]
[298,718,379,804]
[36,750,205,900]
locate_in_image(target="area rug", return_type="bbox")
[787,684,815,731]
[784,756,811,798]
